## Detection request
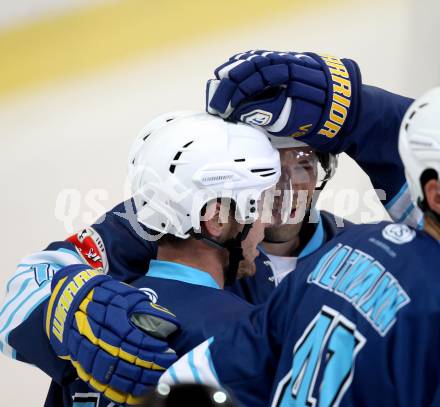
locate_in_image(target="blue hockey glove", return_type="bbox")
[206,50,362,150]
[45,264,179,405]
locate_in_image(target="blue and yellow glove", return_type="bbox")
[206,50,362,151]
[45,264,179,405]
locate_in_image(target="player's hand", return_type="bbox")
[206,50,361,150]
[45,264,179,406]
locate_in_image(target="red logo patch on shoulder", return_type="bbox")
[67,227,109,273]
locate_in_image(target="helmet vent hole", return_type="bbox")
[166,118,174,122]
[142,132,152,141]
[169,151,183,173]
[173,151,183,161]
[251,168,277,177]
[251,168,274,173]
[409,111,417,120]
[132,158,135,165]
[169,142,194,173]
[234,158,246,162]
[405,123,409,131]
[419,103,429,109]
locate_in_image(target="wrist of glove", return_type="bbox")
[206,50,362,151]
[45,264,179,405]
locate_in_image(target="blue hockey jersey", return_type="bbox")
[37,260,253,407]
[162,221,440,406]
[131,260,254,356]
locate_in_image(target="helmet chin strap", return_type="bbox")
[191,223,253,286]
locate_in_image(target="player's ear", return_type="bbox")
[424,178,440,215]
[201,201,228,238]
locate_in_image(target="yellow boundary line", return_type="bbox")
[0,0,336,98]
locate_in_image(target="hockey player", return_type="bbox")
[229,138,341,303]
[161,87,440,406]
[0,49,420,398]
[207,49,421,304]
[205,50,420,227]
[126,111,280,358]
[2,112,280,406]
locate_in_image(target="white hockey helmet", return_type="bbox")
[130,112,281,238]
[266,134,308,149]
[128,110,197,177]
[398,87,440,209]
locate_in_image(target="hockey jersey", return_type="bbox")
[35,260,253,407]
[162,221,440,406]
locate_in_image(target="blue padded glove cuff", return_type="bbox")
[304,52,362,147]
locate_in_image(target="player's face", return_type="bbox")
[265,147,318,243]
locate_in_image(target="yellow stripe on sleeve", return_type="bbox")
[45,276,68,338]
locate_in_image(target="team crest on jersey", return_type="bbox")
[382,224,416,245]
[139,287,159,303]
[67,227,109,272]
[240,109,273,126]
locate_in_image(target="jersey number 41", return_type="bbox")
[272,306,366,407]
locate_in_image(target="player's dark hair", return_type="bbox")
[417,168,440,226]
[316,152,337,191]
[418,168,438,211]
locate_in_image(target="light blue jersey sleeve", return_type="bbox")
[160,337,221,388]
[0,242,84,359]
